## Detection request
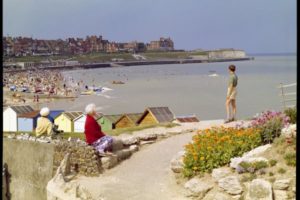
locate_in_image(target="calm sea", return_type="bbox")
[42,55,296,120]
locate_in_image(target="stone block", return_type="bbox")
[115,149,132,161]
[170,151,185,173]
[218,176,243,195]
[101,155,118,169]
[212,167,232,181]
[112,139,124,152]
[184,178,214,199]
[245,179,272,200]
[273,179,291,190]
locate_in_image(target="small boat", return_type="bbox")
[208,70,219,77]
[80,90,94,95]
[111,80,125,84]
[208,73,219,77]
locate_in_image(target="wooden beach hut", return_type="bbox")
[17,111,40,132]
[37,110,64,124]
[74,113,103,133]
[114,113,143,129]
[3,105,34,132]
[54,112,83,133]
[174,115,200,123]
[136,107,175,126]
[98,114,123,131]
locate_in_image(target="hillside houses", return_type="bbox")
[3,36,175,57]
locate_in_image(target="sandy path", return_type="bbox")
[78,120,230,200]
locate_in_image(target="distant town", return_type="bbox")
[3,36,175,57]
[2,35,249,72]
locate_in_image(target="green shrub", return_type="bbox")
[239,161,268,173]
[269,172,274,176]
[269,159,277,167]
[278,168,286,174]
[258,117,284,144]
[183,127,262,177]
[284,107,297,124]
[284,152,296,166]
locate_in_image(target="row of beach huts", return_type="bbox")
[3,105,199,133]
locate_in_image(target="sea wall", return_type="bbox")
[3,139,55,200]
[3,138,102,200]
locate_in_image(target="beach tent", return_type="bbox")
[17,111,40,132]
[3,105,34,132]
[74,113,103,133]
[136,107,174,126]
[98,114,123,131]
[36,110,64,125]
[174,115,200,123]
[54,112,83,133]
[114,113,143,129]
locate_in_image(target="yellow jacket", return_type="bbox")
[35,117,53,137]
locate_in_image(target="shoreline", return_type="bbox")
[3,57,253,73]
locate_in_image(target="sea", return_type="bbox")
[41,55,297,120]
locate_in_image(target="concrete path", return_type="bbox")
[78,120,240,200]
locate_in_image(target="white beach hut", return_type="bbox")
[3,105,34,132]
[74,113,103,133]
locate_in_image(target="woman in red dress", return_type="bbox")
[84,103,113,155]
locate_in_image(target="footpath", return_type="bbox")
[74,120,241,200]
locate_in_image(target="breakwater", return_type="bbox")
[4,57,253,73]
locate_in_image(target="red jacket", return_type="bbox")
[84,114,105,144]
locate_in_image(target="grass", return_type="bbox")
[3,122,179,140]
[105,123,178,136]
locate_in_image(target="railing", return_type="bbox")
[278,83,297,109]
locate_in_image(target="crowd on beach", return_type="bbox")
[3,70,83,105]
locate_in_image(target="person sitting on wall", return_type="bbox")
[36,107,53,137]
[84,103,113,155]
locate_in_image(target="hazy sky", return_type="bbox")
[3,0,296,53]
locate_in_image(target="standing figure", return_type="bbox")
[225,65,238,123]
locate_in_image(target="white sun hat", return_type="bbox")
[40,107,50,117]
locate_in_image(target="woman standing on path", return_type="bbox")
[84,103,113,155]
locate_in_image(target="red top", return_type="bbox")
[84,114,105,144]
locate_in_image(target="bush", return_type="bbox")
[182,127,262,177]
[239,161,269,173]
[284,107,297,124]
[251,110,290,144]
[278,168,286,174]
[284,152,296,166]
[269,159,277,167]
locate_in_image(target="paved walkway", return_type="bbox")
[78,120,240,200]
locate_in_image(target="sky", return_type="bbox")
[3,0,296,54]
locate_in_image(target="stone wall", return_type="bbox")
[52,141,101,177]
[3,139,55,200]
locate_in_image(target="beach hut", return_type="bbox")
[98,114,123,131]
[3,105,34,132]
[17,111,40,132]
[36,110,64,125]
[174,115,200,123]
[136,107,175,126]
[54,112,83,133]
[114,113,143,129]
[74,113,103,133]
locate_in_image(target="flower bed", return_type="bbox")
[251,110,290,144]
[183,127,262,177]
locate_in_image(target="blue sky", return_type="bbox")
[3,0,296,54]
